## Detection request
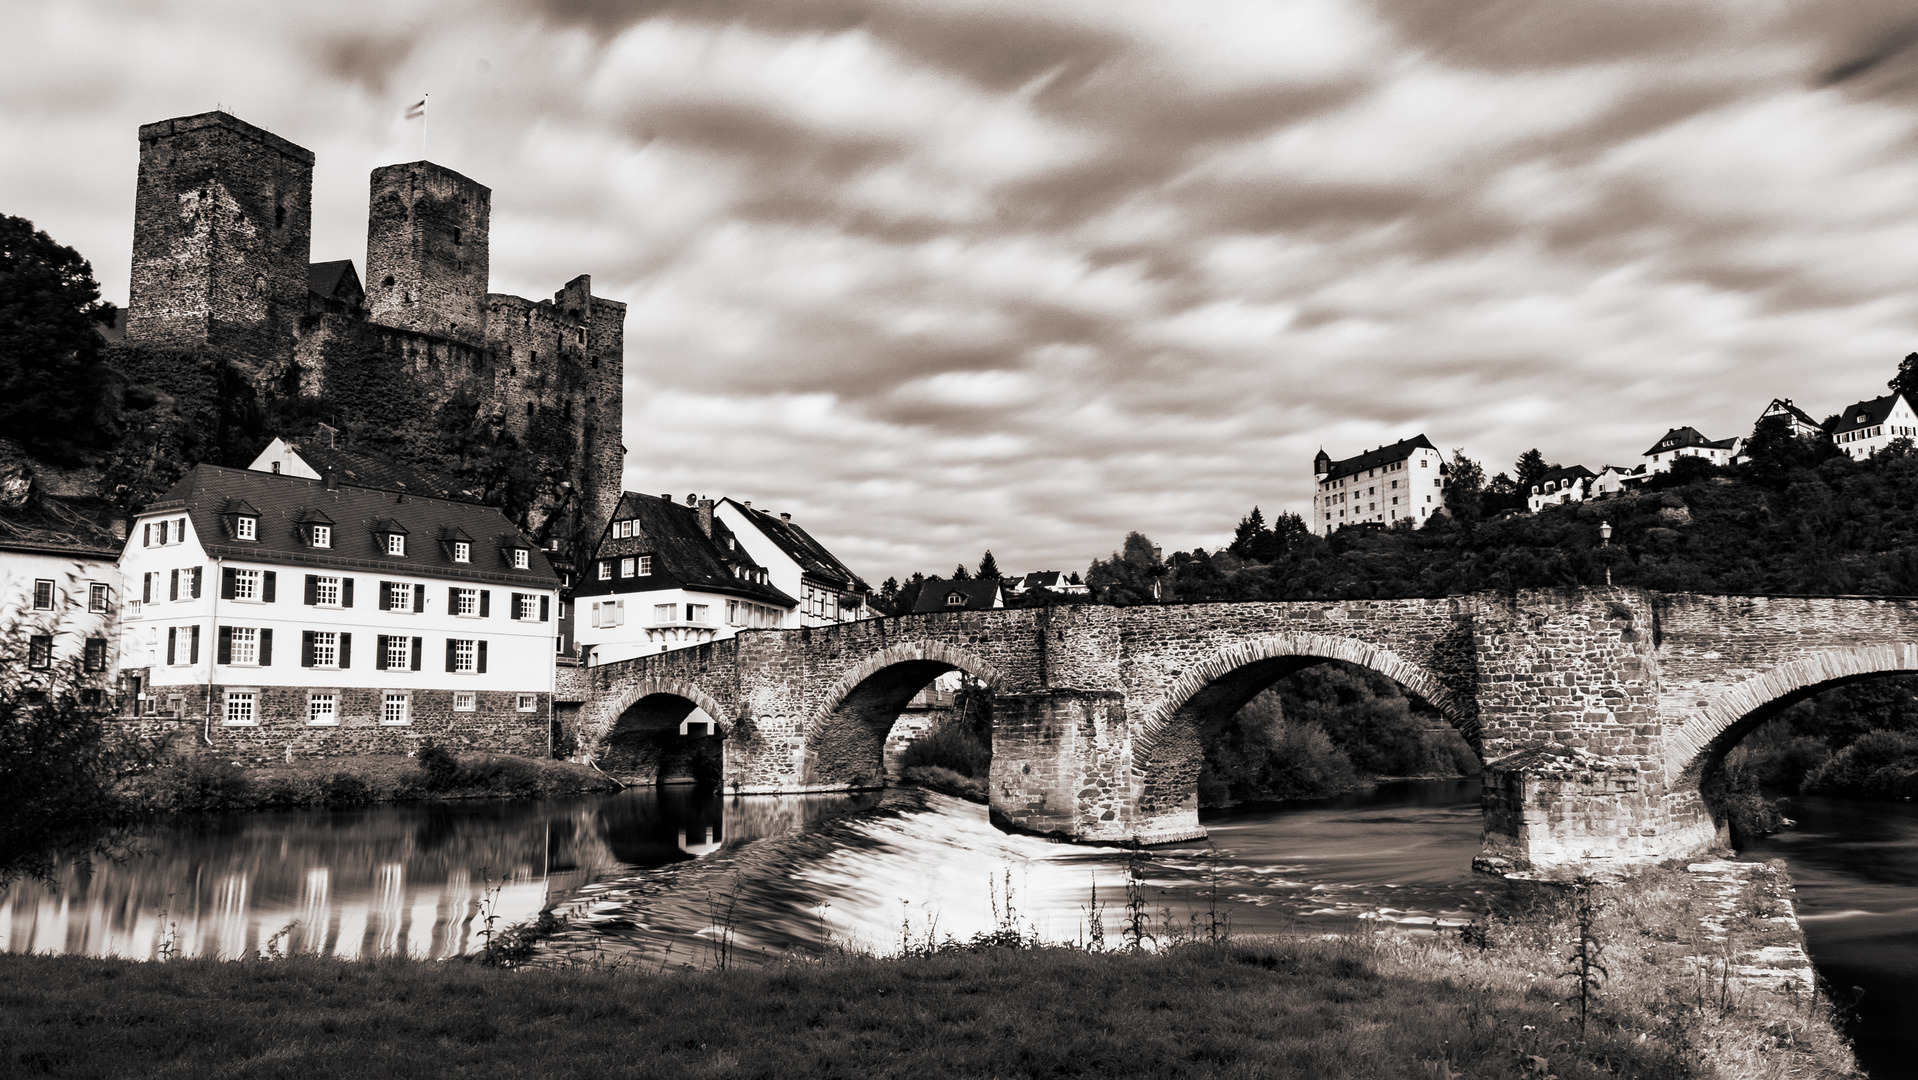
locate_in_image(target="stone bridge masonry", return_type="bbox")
[553,589,1918,875]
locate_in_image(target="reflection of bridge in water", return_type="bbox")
[562,588,1918,873]
[0,791,850,961]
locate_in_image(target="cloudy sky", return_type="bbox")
[9,1,1918,582]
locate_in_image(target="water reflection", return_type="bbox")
[0,788,868,961]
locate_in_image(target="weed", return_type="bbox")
[1560,877,1609,1041]
[1122,839,1155,952]
[1082,875,1107,952]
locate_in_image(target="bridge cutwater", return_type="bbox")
[554,588,1917,873]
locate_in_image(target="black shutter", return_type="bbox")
[188,625,200,664]
[445,638,457,672]
[476,640,487,674]
[480,590,490,617]
[143,573,153,604]
[414,584,426,612]
[169,570,179,601]
[262,572,276,603]
[302,630,315,667]
[259,629,273,666]
[143,523,151,547]
[375,635,389,671]
[304,575,318,605]
[166,627,177,665]
[342,578,355,608]
[378,582,391,611]
[191,567,202,598]
[410,637,423,671]
[221,567,236,600]
[540,595,550,622]
[217,626,232,664]
[448,586,459,613]
[339,633,351,669]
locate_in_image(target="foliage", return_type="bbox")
[416,739,461,791]
[0,214,118,460]
[899,725,990,780]
[975,550,1000,581]
[1801,730,1918,798]
[900,765,986,803]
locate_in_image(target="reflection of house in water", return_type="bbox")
[678,827,722,856]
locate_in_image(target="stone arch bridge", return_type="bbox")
[554,589,1918,873]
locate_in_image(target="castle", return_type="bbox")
[122,111,625,559]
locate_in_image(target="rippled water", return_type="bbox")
[1741,796,1918,1080]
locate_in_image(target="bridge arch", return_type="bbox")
[1130,632,1476,833]
[801,641,1004,789]
[588,677,734,784]
[1664,642,1918,781]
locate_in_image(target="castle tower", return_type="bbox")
[365,161,490,346]
[127,112,314,364]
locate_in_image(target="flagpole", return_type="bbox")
[422,93,428,159]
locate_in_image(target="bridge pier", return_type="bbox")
[989,689,1199,843]
[1475,746,1717,875]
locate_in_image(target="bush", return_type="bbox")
[1803,730,1918,798]
[158,757,254,813]
[901,765,987,803]
[454,755,545,798]
[416,739,461,791]
[320,772,372,806]
[899,724,991,779]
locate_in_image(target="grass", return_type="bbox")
[121,751,618,813]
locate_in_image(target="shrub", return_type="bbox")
[320,772,372,806]
[416,739,461,791]
[456,755,544,799]
[1803,730,1918,798]
[901,765,987,803]
[900,724,991,779]
[158,757,254,813]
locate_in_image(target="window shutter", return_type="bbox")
[480,590,491,617]
[304,575,318,605]
[302,631,315,667]
[375,635,389,671]
[615,599,625,624]
[445,638,457,672]
[541,595,550,622]
[262,572,276,603]
[378,582,392,611]
[221,567,236,600]
[448,586,459,612]
[342,578,355,608]
[143,573,153,603]
[509,592,523,620]
[477,640,487,673]
[143,523,151,547]
[217,626,233,664]
[191,567,203,599]
[259,629,273,666]
[167,627,177,665]
[339,633,351,669]
[410,637,423,671]
[189,624,200,664]
[169,569,179,601]
[414,584,426,612]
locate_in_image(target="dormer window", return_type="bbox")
[387,533,406,556]
[312,525,331,548]
[512,548,529,569]
[453,541,470,563]
[235,515,257,541]
[946,592,965,607]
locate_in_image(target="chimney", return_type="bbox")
[324,471,338,491]
[697,498,714,538]
[659,493,671,501]
[779,512,791,523]
[742,501,751,510]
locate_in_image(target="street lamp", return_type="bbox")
[1599,520,1612,586]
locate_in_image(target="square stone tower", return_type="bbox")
[127,112,314,365]
[365,161,491,347]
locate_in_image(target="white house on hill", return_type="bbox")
[1643,427,1739,473]
[1526,465,1596,513]
[1830,393,1918,460]
[1310,436,1447,535]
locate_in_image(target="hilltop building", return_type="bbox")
[1310,436,1447,535]
[1526,465,1596,513]
[1754,399,1825,441]
[116,465,560,759]
[1830,393,1918,460]
[122,111,624,561]
[1643,427,1740,473]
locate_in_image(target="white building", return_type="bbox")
[117,465,560,753]
[714,499,870,627]
[1830,393,1918,460]
[1643,427,1740,473]
[1754,399,1826,441]
[1,515,123,702]
[573,493,798,664]
[1588,465,1646,499]
[1310,436,1447,535]
[1526,465,1596,513]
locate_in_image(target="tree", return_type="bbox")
[1087,532,1165,605]
[951,564,971,581]
[0,214,117,459]
[1892,351,1918,404]
[1741,413,1821,488]
[1444,449,1484,522]
[1230,506,1268,559]
[1514,448,1555,493]
[977,550,1001,581]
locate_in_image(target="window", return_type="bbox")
[312,524,331,548]
[32,579,54,610]
[233,568,259,601]
[89,583,109,613]
[517,694,537,712]
[452,541,471,563]
[228,627,259,665]
[28,635,53,669]
[454,691,477,711]
[687,604,708,624]
[620,557,635,577]
[384,581,414,612]
[235,516,256,540]
[309,631,340,668]
[271,461,281,473]
[636,555,652,576]
[454,588,480,616]
[598,561,612,581]
[513,549,530,569]
[308,693,338,726]
[313,575,342,607]
[946,592,965,607]
[224,691,257,727]
[655,603,676,624]
[594,599,624,627]
[451,638,478,672]
[382,692,410,726]
[156,520,169,545]
[84,637,107,672]
[385,636,413,670]
[515,593,537,620]
[386,533,406,556]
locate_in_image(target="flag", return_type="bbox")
[404,96,427,120]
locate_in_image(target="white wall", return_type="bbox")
[1,549,120,683]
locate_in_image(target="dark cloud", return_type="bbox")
[318,31,417,96]
[1368,0,1734,70]
[1820,23,1918,85]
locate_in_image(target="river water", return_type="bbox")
[2,780,1909,1074]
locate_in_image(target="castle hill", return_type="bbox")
[8,7,1918,1078]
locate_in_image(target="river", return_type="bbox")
[2,780,1909,1075]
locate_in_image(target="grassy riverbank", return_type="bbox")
[120,750,619,814]
[0,862,1858,1079]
